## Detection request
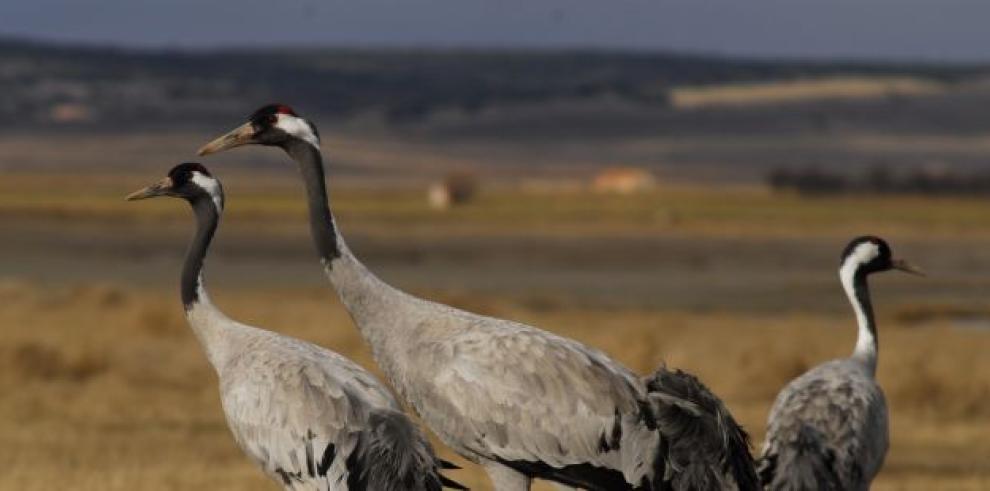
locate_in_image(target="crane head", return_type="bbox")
[840,236,924,277]
[126,162,223,211]
[197,103,319,156]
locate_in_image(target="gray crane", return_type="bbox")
[757,236,922,491]
[127,162,464,491]
[197,104,759,491]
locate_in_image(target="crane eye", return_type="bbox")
[267,114,277,125]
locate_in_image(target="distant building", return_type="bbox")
[592,167,657,194]
[428,172,478,210]
[49,103,93,123]
[428,182,452,210]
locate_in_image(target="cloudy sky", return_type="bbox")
[2,0,988,61]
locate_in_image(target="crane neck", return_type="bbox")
[287,140,342,265]
[182,196,219,308]
[283,139,401,330]
[839,263,878,376]
[181,194,231,370]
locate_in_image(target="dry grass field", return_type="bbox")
[669,76,944,109]
[2,170,990,490]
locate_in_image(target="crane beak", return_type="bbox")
[126,177,173,201]
[892,258,925,276]
[197,122,257,156]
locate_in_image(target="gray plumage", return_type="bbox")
[759,236,916,491]
[128,163,464,491]
[758,360,887,491]
[216,325,462,491]
[197,108,759,491]
[764,424,841,491]
[644,366,760,491]
[334,270,663,490]
[331,241,758,491]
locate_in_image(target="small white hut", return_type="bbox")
[592,167,656,194]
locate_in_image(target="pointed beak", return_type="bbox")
[125,177,173,201]
[197,121,257,156]
[892,258,925,276]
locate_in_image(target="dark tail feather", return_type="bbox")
[756,452,776,489]
[644,365,760,491]
[759,425,841,491]
[437,457,467,490]
[345,409,468,491]
[440,474,469,490]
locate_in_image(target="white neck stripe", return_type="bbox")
[839,241,880,373]
[276,114,320,149]
[190,172,223,212]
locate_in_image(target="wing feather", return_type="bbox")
[217,328,462,490]
[221,349,367,489]
[402,317,659,487]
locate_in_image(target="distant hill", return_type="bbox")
[0,37,985,130]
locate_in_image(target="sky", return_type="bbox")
[2,0,990,62]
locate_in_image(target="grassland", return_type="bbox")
[2,173,989,490]
[6,171,990,240]
[669,76,945,109]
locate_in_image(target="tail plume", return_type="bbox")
[346,409,467,490]
[758,424,841,491]
[644,365,759,491]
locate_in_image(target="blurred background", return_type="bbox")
[2,1,990,489]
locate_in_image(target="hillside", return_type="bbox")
[0,37,985,130]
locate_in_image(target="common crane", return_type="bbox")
[758,236,922,491]
[198,105,758,491]
[127,162,465,491]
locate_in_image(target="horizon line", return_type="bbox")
[2,34,987,69]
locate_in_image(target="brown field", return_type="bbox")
[2,164,990,490]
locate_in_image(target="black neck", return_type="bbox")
[286,139,341,264]
[852,271,876,337]
[182,196,219,309]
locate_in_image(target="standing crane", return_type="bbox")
[127,162,464,491]
[758,236,922,491]
[198,104,759,491]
